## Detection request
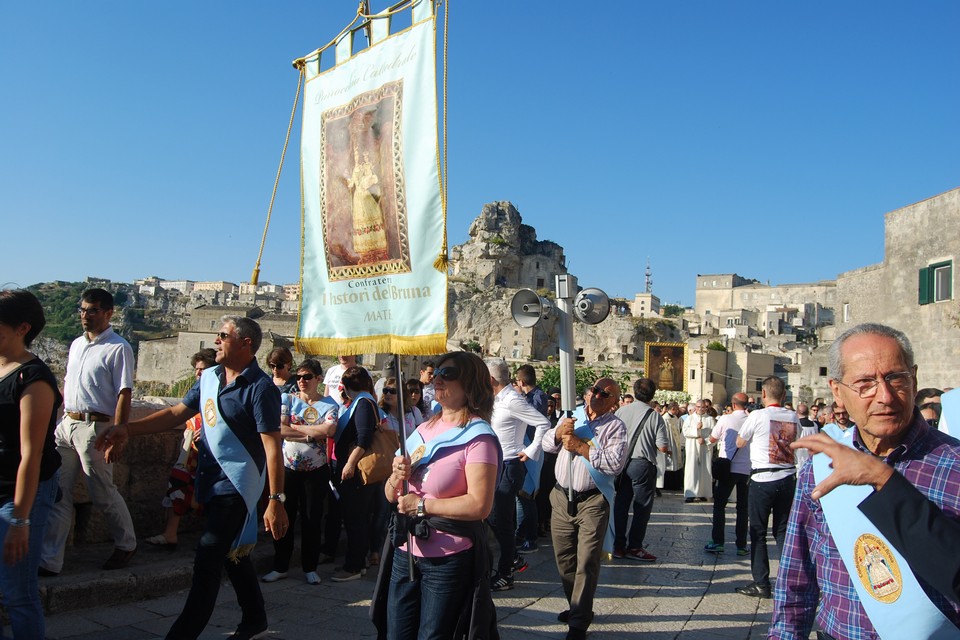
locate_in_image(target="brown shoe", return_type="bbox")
[103,547,137,570]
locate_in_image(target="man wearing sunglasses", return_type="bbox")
[770,323,960,640]
[541,378,627,640]
[40,288,137,576]
[95,316,287,640]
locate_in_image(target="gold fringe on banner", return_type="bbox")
[295,333,448,357]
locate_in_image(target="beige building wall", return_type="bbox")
[836,188,959,389]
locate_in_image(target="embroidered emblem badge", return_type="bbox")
[853,533,902,603]
[303,407,319,424]
[411,444,426,465]
[203,398,218,427]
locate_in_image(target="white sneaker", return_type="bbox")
[305,571,321,585]
[261,570,288,583]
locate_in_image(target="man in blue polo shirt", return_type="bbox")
[98,315,287,640]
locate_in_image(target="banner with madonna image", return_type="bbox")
[296,0,447,356]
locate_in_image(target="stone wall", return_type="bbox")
[836,188,960,389]
[60,400,200,548]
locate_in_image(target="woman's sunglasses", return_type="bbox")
[434,366,460,381]
[382,387,398,395]
[294,374,316,382]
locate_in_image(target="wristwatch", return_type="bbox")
[268,493,286,503]
[416,497,427,517]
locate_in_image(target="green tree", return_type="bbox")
[662,304,684,317]
[706,341,727,351]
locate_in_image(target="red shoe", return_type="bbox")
[624,548,656,562]
[612,547,626,559]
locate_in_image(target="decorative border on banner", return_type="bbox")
[644,342,688,393]
[296,332,447,357]
[319,80,411,281]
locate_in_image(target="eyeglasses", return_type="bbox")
[78,307,102,315]
[216,332,234,340]
[434,366,460,381]
[294,374,316,382]
[269,363,288,369]
[383,387,397,395]
[589,386,612,399]
[835,370,914,399]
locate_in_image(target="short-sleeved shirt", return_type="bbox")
[63,326,134,416]
[0,358,62,503]
[281,393,338,471]
[710,409,751,476]
[738,405,799,482]
[403,419,500,558]
[182,359,281,503]
[616,400,668,462]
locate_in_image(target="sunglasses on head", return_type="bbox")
[589,386,612,399]
[434,366,460,381]
[294,374,316,382]
[383,387,397,395]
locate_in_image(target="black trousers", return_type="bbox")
[748,474,796,587]
[711,471,749,548]
[166,493,265,639]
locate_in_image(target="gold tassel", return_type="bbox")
[433,251,448,272]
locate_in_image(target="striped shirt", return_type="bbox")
[542,411,627,492]
[770,414,960,639]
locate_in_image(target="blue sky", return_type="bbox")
[2,1,958,306]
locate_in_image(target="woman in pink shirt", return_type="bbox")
[372,351,500,640]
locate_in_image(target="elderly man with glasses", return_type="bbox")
[770,323,960,640]
[541,378,627,640]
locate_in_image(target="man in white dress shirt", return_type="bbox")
[484,358,551,591]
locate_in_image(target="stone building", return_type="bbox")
[834,187,958,389]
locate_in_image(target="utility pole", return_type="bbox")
[695,343,707,400]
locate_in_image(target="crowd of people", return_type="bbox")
[2,287,958,640]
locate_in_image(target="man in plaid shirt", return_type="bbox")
[770,323,960,640]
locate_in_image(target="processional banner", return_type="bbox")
[297,4,446,355]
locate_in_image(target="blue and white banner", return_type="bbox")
[297,6,446,355]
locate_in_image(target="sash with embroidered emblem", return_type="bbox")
[570,407,619,554]
[199,367,264,561]
[402,419,498,471]
[813,427,960,639]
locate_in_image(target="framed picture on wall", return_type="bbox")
[644,342,687,392]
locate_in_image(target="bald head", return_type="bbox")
[731,392,748,408]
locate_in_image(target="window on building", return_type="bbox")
[199,340,205,349]
[536,277,545,288]
[819,367,827,377]
[755,380,762,392]
[708,373,714,383]
[843,303,850,323]
[690,369,696,380]
[919,260,953,304]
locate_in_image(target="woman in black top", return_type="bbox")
[0,289,62,638]
[331,365,381,582]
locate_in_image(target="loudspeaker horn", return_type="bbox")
[573,288,610,325]
[510,289,552,328]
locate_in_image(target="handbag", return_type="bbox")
[358,423,400,485]
[711,446,739,483]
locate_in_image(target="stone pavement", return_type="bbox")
[41,490,784,639]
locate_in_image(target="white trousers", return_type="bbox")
[40,416,136,572]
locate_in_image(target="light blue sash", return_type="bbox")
[403,419,499,470]
[941,388,959,437]
[571,407,618,554]
[199,367,264,560]
[521,432,543,496]
[813,427,960,639]
[335,391,384,441]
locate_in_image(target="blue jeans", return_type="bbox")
[166,493,265,640]
[0,472,59,640]
[387,547,473,640]
[489,458,526,575]
[613,458,656,550]
[748,474,796,587]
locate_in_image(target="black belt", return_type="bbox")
[554,482,600,503]
[751,467,796,476]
